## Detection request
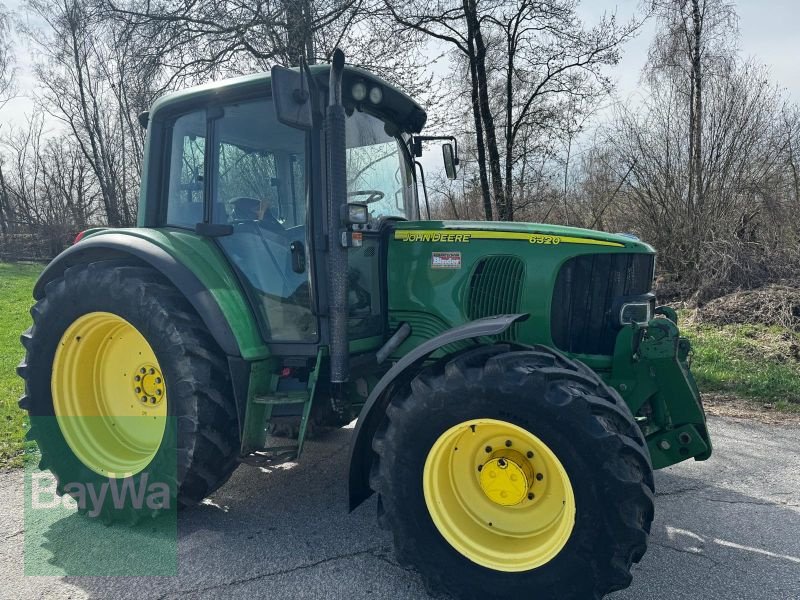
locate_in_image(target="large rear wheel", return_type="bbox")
[18,261,240,522]
[370,344,654,599]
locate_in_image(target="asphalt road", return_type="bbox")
[1,415,798,599]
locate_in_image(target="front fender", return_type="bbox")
[347,313,528,511]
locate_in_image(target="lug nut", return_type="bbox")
[134,375,141,382]
[536,473,543,481]
[527,451,534,458]
[155,377,162,384]
[140,367,146,374]
[150,397,157,404]
[477,465,482,472]
[141,396,148,403]
[135,387,141,394]
[528,492,534,500]
[485,446,492,453]
[156,389,162,396]
[149,368,155,375]
[505,440,512,447]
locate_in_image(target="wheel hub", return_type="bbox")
[51,311,168,477]
[479,451,532,506]
[423,419,576,572]
[134,364,165,407]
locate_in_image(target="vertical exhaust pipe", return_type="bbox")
[326,49,349,383]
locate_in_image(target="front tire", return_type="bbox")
[370,344,654,599]
[18,261,240,522]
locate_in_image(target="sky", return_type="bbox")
[580,0,800,105]
[1,0,799,175]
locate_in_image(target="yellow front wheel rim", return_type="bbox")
[51,312,167,477]
[423,419,575,572]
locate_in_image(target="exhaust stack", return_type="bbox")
[326,49,349,383]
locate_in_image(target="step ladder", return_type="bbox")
[239,351,322,467]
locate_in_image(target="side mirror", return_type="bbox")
[442,143,457,180]
[271,65,313,130]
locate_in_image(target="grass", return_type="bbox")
[679,311,800,413]
[0,262,42,468]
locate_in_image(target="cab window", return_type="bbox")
[345,109,416,222]
[164,110,206,228]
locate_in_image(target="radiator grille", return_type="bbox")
[551,253,655,355]
[467,256,524,340]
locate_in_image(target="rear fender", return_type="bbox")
[35,232,246,358]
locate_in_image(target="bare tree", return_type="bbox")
[386,0,639,221]
[0,5,16,236]
[0,112,102,258]
[22,0,154,226]
[648,0,737,221]
[605,56,797,295]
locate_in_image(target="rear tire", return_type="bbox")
[370,344,654,599]
[18,261,240,522]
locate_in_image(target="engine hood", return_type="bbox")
[392,220,654,253]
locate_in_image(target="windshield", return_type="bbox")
[345,110,416,221]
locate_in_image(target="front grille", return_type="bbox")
[467,255,524,340]
[551,253,655,355]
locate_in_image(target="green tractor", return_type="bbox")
[18,50,710,598]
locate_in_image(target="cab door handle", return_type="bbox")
[290,241,306,273]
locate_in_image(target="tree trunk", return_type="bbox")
[464,0,507,220]
[563,136,572,225]
[687,73,695,215]
[283,0,311,63]
[788,134,800,207]
[691,0,703,213]
[503,36,514,218]
[467,35,492,220]
[0,162,8,235]
[66,9,121,227]
[304,0,315,63]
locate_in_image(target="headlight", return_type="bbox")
[341,202,369,225]
[619,302,652,326]
[369,86,383,104]
[352,82,367,102]
[613,293,655,327]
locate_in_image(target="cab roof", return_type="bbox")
[148,64,428,134]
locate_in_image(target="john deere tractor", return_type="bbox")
[18,50,711,598]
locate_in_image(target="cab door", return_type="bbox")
[208,97,316,344]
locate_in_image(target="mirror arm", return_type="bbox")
[300,55,321,126]
[414,160,432,220]
[411,135,459,164]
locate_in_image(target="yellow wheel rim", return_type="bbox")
[423,419,575,572]
[51,311,167,477]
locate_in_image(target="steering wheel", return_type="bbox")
[347,190,385,204]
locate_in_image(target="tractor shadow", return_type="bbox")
[29,427,800,600]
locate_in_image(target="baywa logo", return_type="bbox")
[30,471,171,517]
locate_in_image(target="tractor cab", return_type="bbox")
[140,59,434,355]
